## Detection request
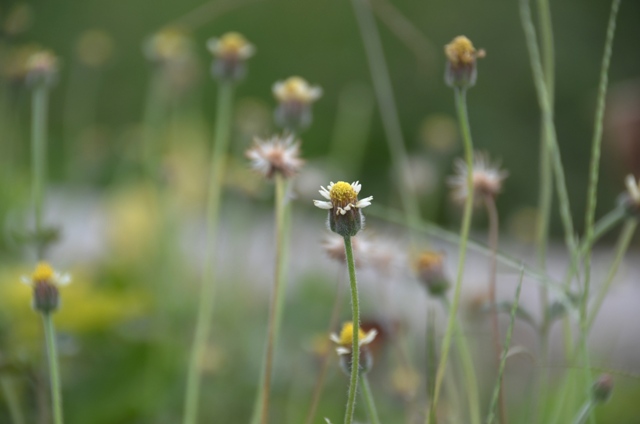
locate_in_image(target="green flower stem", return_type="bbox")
[429,87,474,423]
[519,0,578,262]
[424,305,436,423]
[571,400,594,424]
[31,85,49,260]
[580,0,621,415]
[182,81,234,424]
[42,314,63,424]
[258,173,287,424]
[360,374,381,424]
[1,376,25,424]
[484,196,507,424]
[440,298,481,424]
[586,219,637,333]
[350,0,421,232]
[486,269,525,424]
[343,235,361,424]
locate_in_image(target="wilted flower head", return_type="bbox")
[330,322,377,375]
[444,35,485,88]
[25,49,59,87]
[245,134,303,179]
[21,262,71,314]
[273,76,322,131]
[621,174,640,217]
[448,152,508,205]
[207,32,255,81]
[314,181,373,237]
[414,251,450,296]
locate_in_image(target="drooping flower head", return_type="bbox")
[245,134,304,179]
[273,76,322,131]
[313,181,373,237]
[206,32,255,81]
[444,35,485,88]
[21,262,71,314]
[414,250,450,297]
[330,322,378,375]
[448,152,508,206]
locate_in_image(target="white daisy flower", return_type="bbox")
[245,134,304,179]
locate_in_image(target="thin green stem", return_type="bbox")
[350,0,421,232]
[519,0,578,260]
[571,400,594,424]
[424,305,436,424]
[486,269,525,424]
[1,376,25,424]
[580,2,622,415]
[360,374,381,424]
[586,219,636,333]
[343,235,360,424]
[429,87,474,423]
[31,85,49,260]
[182,81,234,424]
[42,314,63,424]
[441,298,481,424]
[484,196,507,424]
[259,173,287,424]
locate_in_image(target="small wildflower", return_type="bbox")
[314,181,373,237]
[245,134,304,179]
[448,152,508,206]
[207,32,255,81]
[414,251,450,297]
[330,322,377,375]
[444,35,485,88]
[621,174,640,217]
[273,76,322,131]
[143,28,192,65]
[21,262,71,314]
[591,374,613,404]
[25,49,59,88]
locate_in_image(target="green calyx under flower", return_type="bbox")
[21,262,71,314]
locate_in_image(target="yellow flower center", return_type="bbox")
[32,262,54,282]
[416,251,443,271]
[218,32,250,54]
[339,322,366,346]
[445,35,477,66]
[330,181,357,205]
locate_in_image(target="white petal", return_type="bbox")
[351,181,361,194]
[272,81,285,97]
[319,187,331,200]
[343,204,352,212]
[313,200,332,210]
[336,347,351,356]
[337,207,347,215]
[309,87,323,101]
[329,333,341,344]
[626,175,640,202]
[360,329,378,345]
[57,273,72,286]
[20,276,32,286]
[356,196,373,208]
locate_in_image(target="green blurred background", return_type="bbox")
[1,0,640,422]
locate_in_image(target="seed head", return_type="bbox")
[448,152,508,206]
[245,134,304,179]
[444,35,485,88]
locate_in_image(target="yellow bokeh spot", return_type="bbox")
[339,322,365,346]
[445,35,476,66]
[330,182,357,204]
[31,262,54,282]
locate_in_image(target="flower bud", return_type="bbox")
[21,262,71,315]
[273,76,322,131]
[415,251,450,297]
[591,374,613,404]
